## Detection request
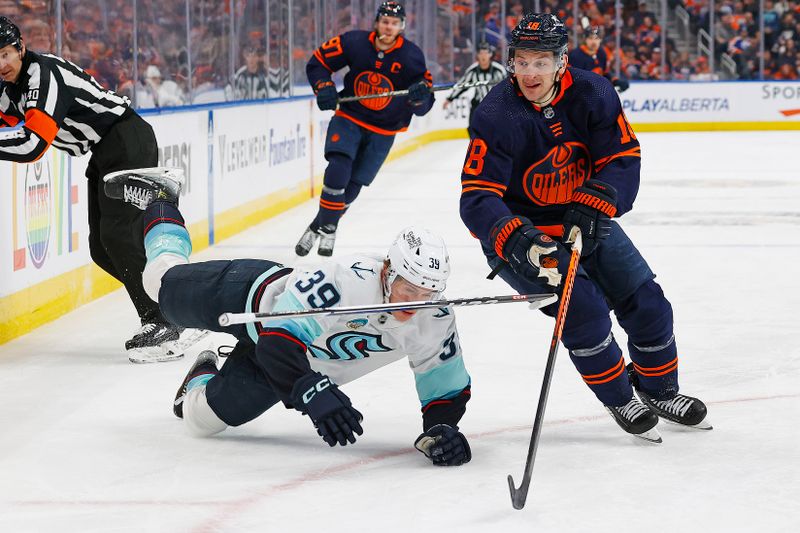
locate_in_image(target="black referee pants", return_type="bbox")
[85,109,162,324]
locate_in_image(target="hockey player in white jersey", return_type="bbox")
[104,169,472,466]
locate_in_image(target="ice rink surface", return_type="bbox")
[1,131,799,532]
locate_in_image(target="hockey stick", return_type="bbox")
[507,229,583,510]
[337,79,498,103]
[218,292,557,327]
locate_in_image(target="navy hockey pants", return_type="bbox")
[314,115,395,228]
[159,258,291,426]
[484,221,679,405]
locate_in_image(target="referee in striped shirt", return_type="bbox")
[444,42,506,134]
[0,16,180,360]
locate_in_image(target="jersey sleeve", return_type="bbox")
[446,64,475,100]
[0,61,68,163]
[404,45,434,116]
[306,32,351,89]
[459,101,516,243]
[254,263,347,406]
[407,311,471,430]
[585,79,641,215]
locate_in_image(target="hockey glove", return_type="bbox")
[563,180,618,257]
[491,216,570,288]
[415,424,471,466]
[612,78,630,93]
[291,372,363,447]
[407,80,431,106]
[314,80,339,111]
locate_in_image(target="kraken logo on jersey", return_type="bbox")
[354,71,394,110]
[523,142,592,206]
[309,331,391,360]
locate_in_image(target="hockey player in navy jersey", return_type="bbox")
[567,24,629,92]
[104,168,471,466]
[296,1,435,257]
[459,13,709,442]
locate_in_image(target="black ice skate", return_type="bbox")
[605,397,662,443]
[628,364,712,430]
[103,167,184,210]
[126,321,209,364]
[317,224,337,256]
[173,349,219,419]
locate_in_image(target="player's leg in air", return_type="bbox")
[106,167,288,435]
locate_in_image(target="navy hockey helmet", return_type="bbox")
[376,1,406,22]
[508,13,568,58]
[0,16,22,51]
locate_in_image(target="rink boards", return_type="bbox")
[2,80,800,344]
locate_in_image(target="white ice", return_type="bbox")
[1,132,799,532]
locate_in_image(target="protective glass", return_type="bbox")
[391,276,437,302]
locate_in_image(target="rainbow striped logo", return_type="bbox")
[24,161,51,269]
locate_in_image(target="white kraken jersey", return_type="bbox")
[246,254,470,407]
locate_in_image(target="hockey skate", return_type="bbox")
[103,167,184,210]
[173,349,219,419]
[126,321,210,364]
[605,397,662,443]
[317,224,337,256]
[295,224,337,256]
[628,364,712,430]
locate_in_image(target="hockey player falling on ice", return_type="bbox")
[295,1,435,257]
[458,13,710,442]
[0,17,200,363]
[104,169,472,466]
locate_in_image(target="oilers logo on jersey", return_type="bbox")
[523,142,592,206]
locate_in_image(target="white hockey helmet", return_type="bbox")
[384,226,450,298]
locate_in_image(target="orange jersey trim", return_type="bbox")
[594,147,641,173]
[24,108,58,145]
[461,179,507,192]
[313,49,334,72]
[461,186,503,196]
[369,31,405,54]
[335,110,405,135]
[532,69,574,111]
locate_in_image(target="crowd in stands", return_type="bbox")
[2,0,798,111]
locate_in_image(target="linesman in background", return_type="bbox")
[0,16,190,363]
[231,45,269,100]
[443,41,506,134]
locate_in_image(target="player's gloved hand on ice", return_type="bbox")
[314,80,339,111]
[407,80,431,106]
[415,424,471,466]
[562,180,618,257]
[291,372,363,447]
[491,216,570,287]
[612,78,630,92]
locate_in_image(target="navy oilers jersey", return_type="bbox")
[307,30,434,134]
[459,67,641,245]
[568,45,610,77]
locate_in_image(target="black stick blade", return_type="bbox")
[507,474,528,510]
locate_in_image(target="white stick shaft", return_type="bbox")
[218,293,556,326]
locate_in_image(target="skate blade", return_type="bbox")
[128,346,185,364]
[664,418,713,431]
[633,427,663,443]
[128,329,209,364]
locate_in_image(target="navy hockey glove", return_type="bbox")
[563,180,618,257]
[491,216,570,288]
[291,372,363,447]
[407,80,431,106]
[415,424,471,466]
[314,80,339,111]
[612,78,630,92]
